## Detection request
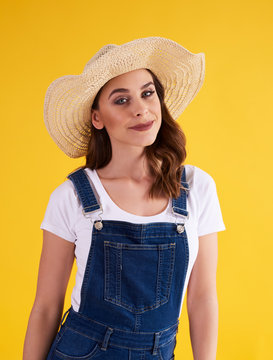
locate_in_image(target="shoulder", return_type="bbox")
[48,178,81,209]
[184,164,217,193]
[41,177,81,243]
[184,165,226,236]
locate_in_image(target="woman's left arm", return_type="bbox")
[187,232,219,360]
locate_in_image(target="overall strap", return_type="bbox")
[67,168,102,216]
[67,166,189,220]
[171,166,189,220]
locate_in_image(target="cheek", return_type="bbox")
[103,112,125,132]
[154,99,162,117]
[152,95,161,110]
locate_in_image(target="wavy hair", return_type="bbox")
[75,68,188,199]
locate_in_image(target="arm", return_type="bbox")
[23,230,75,360]
[187,232,219,360]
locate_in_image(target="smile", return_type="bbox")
[129,121,154,131]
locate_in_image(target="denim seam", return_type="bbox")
[157,334,177,360]
[103,297,169,313]
[159,333,177,347]
[104,242,176,250]
[79,233,97,312]
[104,242,110,307]
[156,247,162,304]
[68,308,178,334]
[165,245,176,302]
[116,247,122,302]
[134,313,142,331]
[55,344,100,360]
[158,349,163,360]
[94,222,182,229]
[182,229,190,292]
[98,232,178,239]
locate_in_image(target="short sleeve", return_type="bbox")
[196,169,226,237]
[40,180,79,243]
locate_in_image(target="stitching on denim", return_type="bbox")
[99,232,178,239]
[60,325,98,341]
[79,233,97,312]
[104,297,169,313]
[156,247,162,304]
[181,228,190,299]
[82,204,100,211]
[116,247,122,302]
[141,224,144,244]
[159,333,177,348]
[55,344,100,360]
[141,350,145,360]
[183,229,190,272]
[106,343,152,350]
[134,313,142,331]
[104,242,110,307]
[104,242,176,250]
[69,307,178,335]
[164,245,176,302]
[157,334,177,360]
[54,327,100,359]
[159,245,176,301]
[158,348,163,360]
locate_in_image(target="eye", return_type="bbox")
[143,90,155,97]
[114,97,128,105]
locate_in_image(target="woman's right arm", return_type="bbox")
[23,229,75,360]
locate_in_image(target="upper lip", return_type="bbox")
[129,120,154,129]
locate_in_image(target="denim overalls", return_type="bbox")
[46,166,190,360]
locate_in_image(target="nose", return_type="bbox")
[132,97,149,117]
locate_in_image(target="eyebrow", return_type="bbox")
[108,81,155,100]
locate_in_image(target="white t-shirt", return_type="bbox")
[40,164,226,317]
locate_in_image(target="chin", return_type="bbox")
[141,136,158,147]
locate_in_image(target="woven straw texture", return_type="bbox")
[44,37,205,158]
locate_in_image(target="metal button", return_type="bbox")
[177,224,185,233]
[95,221,103,230]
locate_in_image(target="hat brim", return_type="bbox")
[44,37,205,158]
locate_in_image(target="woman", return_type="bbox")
[23,37,226,360]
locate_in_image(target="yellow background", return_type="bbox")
[1,0,272,358]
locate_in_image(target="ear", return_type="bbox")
[91,109,104,130]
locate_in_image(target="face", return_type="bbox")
[91,68,162,150]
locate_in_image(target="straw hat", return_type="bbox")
[44,36,205,158]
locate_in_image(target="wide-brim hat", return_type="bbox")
[44,36,205,158]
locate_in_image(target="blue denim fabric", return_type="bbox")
[46,166,190,360]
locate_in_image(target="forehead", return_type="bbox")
[102,68,153,91]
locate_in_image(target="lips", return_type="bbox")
[129,121,154,130]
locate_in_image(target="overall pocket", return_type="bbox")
[54,326,101,360]
[104,241,176,314]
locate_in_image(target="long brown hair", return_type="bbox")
[75,68,188,199]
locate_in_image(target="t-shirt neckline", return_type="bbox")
[85,168,171,219]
